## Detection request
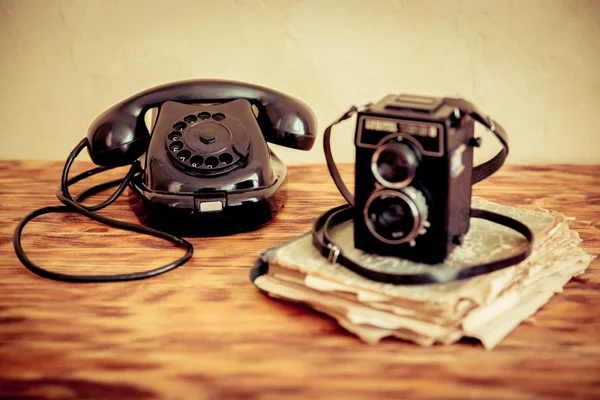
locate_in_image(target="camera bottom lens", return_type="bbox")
[363,190,421,244]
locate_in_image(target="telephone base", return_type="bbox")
[129,174,288,237]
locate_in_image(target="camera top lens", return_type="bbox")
[371,142,419,188]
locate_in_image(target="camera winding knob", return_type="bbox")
[364,187,430,247]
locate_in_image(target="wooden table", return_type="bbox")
[0,161,599,399]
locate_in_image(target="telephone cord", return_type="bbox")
[13,138,193,283]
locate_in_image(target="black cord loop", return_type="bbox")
[13,138,193,283]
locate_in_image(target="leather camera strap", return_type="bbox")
[311,204,533,285]
[317,99,534,284]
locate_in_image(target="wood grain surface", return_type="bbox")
[0,160,599,399]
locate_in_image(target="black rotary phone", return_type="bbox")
[13,79,317,282]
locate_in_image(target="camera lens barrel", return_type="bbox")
[363,188,428,245]
[371,142,419,189]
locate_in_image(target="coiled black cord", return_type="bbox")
[13,138,193,282]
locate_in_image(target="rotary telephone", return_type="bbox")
[14,80,317,282]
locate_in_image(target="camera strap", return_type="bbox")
[312,204,533,284]
[316,101,534,285]
[443,97,510,185]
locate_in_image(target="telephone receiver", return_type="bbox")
[87,79,317,166]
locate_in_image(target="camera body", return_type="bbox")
[354,94,477,264]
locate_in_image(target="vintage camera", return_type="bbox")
[354,94,479,264]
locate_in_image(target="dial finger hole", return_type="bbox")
[173,121,187,131]
[190,155,204,167]
[168,131,182,141]
[198,112,211,120]
[169,141,184,152]
[205,156,218,169]
[212,113,225,121]
[219,153,233,165]
[177,150,191,161]
[183,115,197,124]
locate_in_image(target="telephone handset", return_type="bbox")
[87,79,316,166]
[14,80,317,282]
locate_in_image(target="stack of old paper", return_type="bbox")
[252,198,594,349]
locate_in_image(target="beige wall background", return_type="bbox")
[0,0,598,165]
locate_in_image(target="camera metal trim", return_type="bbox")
[363,189,420,245]
[356,115,445,158]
